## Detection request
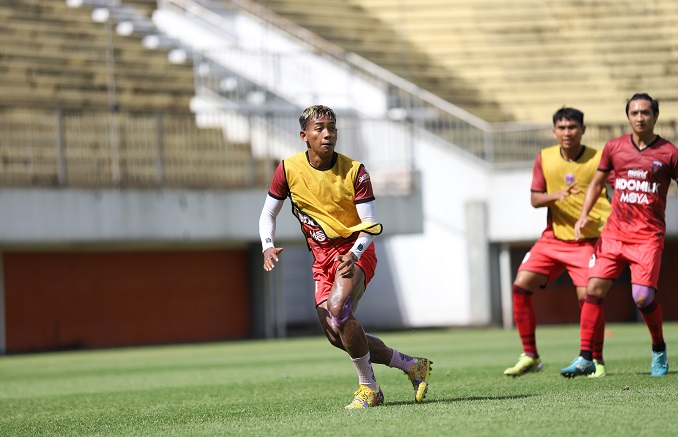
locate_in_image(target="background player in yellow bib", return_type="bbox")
[259,105,431,409]
[504,107,611,377]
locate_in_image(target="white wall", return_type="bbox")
[358,129,494,327]
[0,187,421,245]
[489,170,678,239]
[488,168,545,243]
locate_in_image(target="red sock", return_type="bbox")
[580,295,603,354]
[580,298,605,363]
[512,285,537,358]
[640,300,664,346]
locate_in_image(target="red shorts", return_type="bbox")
[518,234,597,287]
[589,235,663,288]
[312,243,377,306]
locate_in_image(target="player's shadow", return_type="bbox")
[579,370,675,377]
[628,370,675,376]
[385,393,537,406]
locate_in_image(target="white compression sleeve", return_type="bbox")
[350,201,377,259]
[259,195,284,252]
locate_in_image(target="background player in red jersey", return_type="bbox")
[258,105,431,408]
[504,107,610,377]
[562,93,678,378]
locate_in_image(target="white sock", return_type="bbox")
[389,349,417,372]
[351,352,379,392]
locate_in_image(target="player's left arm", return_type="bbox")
[350,201,377,260]
[334,200,376,278]
[336,164,378,277]
[335,201,377,278]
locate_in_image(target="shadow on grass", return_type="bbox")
[627,370,675,377]
[385,393,538,406]
[580,370,675,377]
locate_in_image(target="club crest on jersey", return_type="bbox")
[652,161,663,173]
[565,173,575,185]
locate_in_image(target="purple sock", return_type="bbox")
[389,349,416,372]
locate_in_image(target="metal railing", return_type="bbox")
[0,106,413,192]
[4,106,676,193]
[0,107,274,188]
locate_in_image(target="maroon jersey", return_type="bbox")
[599,135,678,243]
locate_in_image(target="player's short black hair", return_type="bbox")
[552,107,584,126]
[625,93,659,116]
[299,105,337,130]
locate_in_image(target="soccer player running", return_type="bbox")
[561,93,678,378]
[258,105,432,409]
[504,107,611,378]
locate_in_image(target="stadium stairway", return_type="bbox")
[249,0,512,123]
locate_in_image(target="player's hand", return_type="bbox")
[574,216,588,240]
[263,247,283,271]
[335,252,358,278]
[556,181,581,202]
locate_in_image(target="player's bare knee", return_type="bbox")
[329,296,353,327]
[632,284,654,308]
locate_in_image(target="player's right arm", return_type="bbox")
[530,183,581,208]
[529,151,581,208]
[259,162,288,271]
[574,169,609,240]
[259,194,284,271]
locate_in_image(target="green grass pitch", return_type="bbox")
[1,322,677,436]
